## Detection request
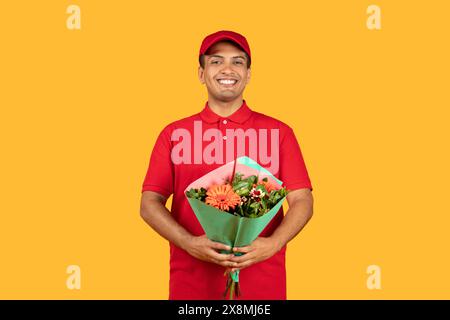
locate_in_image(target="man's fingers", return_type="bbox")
[211,258,237,268]
[210,240,231,252]
[208,249,235,262]
[233,259,253,270]
[230,251,255,263]
[232,245,253,254]
[207,251,238,267]
[224,261,238,267]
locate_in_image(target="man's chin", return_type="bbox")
[216,91,242,101]
[217,95,239,102]
[207,88,244,102]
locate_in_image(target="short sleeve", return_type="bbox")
[279,127,313,192]
[141,126,174,198]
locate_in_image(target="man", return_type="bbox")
[140,30,314,300]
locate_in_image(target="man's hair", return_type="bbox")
[199,40,251,69]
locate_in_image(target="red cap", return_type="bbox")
[199,30,251,66]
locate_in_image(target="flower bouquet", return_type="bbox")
[184,156,288,299]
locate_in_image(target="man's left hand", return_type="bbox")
[227,237,281,273]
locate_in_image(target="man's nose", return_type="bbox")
[219,62,236,74]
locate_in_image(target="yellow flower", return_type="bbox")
[205,184,241,211]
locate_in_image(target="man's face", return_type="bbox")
[198,41,251,102]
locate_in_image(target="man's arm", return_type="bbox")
[140,191,237,268]
[270,188,314,251]
[230,188,314,271]
[140,191,192,250]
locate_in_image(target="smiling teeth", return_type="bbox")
[218,79,237,85]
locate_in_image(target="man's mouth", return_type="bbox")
[216,79,238,87]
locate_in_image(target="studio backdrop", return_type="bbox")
[1,0,449,299]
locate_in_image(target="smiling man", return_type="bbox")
[140,30,314,300]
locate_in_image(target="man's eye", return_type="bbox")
[211,61,220,64]
[234,61,243,64]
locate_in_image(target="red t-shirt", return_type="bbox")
[141,100,313,300]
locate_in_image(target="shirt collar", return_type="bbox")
[199,99,253,124]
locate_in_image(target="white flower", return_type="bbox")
[250,188,265,199]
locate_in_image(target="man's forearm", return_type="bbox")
[269,197,314,251]
[140,199,193,251]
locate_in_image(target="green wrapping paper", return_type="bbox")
[186,196,285,249]
[184,156,287,299]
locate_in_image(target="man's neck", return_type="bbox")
[207,97,244,117]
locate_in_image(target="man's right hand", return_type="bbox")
[185,235,238,268]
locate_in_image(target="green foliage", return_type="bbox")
[186,173,288,218]
[185,187,207,201]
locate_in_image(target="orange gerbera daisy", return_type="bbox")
[260,179,277,193]
[205,184,241,212]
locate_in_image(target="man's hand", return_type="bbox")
[185,234,238,268]
[226,236,281,274]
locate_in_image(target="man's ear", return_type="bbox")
[246,68,251,85]
[198,66,205,84]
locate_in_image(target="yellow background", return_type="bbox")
[1,0,449,299]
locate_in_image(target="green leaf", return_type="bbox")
[261,199,267,211]
[185,187,207,201]
[255,184,268,194]
[246,175,257,185]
